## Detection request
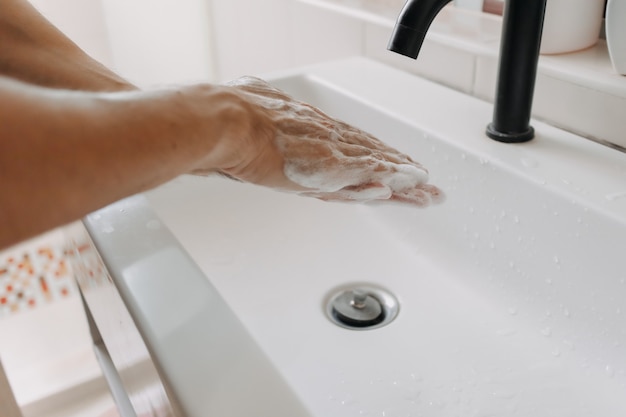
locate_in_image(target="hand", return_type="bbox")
[192,77,443,207]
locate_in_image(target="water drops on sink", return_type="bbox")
[146,219,161,230]
[605,191,626,201]
[541,327,552,337]
[606,365,615,378]
[497,328,517,336]
[520,157,539,168]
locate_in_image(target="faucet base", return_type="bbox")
[486,123,535,143]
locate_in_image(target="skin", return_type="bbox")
[0,0,443,251]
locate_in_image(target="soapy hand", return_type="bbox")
[193,76,444,207]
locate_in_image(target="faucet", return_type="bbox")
[388,0,547,143]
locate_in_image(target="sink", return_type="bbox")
[85,57,626,416]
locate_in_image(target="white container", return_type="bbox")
[606,0,626,75]
[540,0,605,55]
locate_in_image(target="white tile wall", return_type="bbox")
[291,0,626,150]
[101,0,215,86]
[210,0,367,82]
[291,2,364,67]
[210,0,294,81]
[365,22,476,94]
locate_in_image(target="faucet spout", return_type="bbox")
[388,0,547,143]
[387,0,452,59]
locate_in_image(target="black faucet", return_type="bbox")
[388,0,547,143]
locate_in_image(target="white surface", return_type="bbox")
[128,58,626,416]
[210,0,293,81]
[101,0,215,86]
[540,0,605,55]
[84,198,313,417]
[606,0,626,75]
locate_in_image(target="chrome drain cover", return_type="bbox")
[325,284,399,330]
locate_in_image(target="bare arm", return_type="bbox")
[0,0,132,91]
[0,77,230,248]
[0,0,442,251]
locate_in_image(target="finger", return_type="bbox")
[379,163,430,190]
[298,182,392,202]
[390,184,445,206]
[418,184,446,204]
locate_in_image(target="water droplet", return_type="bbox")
[520,157,538,168]
[492,390,517,399]
[497,328,517,336]
[552,348,561,357]
[606,365,615,378]
[508,307,518,316]
[341,395,355,406]
[404,389,422,402]
[553,256,560,265]
[563,308,570,318]
[546,278,553,285]
[146,220,161,230]
[541,327,552,337]
[563,339,575,351]
[513,215,520,224]
[461,153,467,160]
[605,192,626,202]
[102,225,114,234]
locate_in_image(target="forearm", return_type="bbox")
[0,77,231,249]
[0,0,133,92]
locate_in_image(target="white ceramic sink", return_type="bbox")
[87,57,626,416]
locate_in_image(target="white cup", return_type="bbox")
[540,0,606,55]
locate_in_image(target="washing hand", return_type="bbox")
[192,76,444,207]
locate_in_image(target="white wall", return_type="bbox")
[209,0,293,81]
[28,0,216,87]
[27,0,367,86]
[209,0,365,82]
[101,0,216,87]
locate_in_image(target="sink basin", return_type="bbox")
[85,57,626,416]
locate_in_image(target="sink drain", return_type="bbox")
[325,284,399,330]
